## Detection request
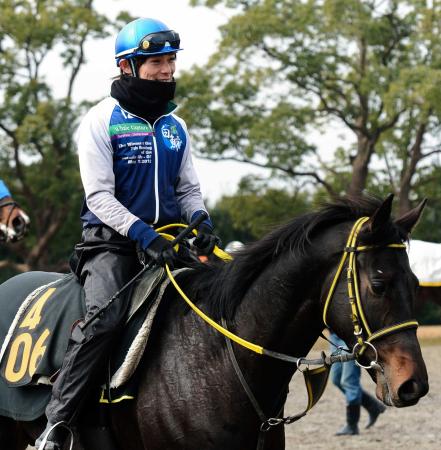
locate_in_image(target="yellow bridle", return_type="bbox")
[322,217,418,354]
[156,218,419,428]
[159,217,418,361]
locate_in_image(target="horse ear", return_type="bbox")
[395,198,427,234]
[364,194,394,232]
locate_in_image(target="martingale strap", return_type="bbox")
[222,317,330,440]
[322,217,418,353]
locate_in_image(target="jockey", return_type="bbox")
[36,17,220,450]
[0,179,30,242]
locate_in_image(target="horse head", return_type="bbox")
[324,194,429,407]
[0,197,30,242]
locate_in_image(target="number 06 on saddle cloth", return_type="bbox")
[0,267,166,420]
[0,272,85,388]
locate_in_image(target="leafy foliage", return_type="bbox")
[181,0,441,211]
[210,176,311,243]
[0,0,111,271]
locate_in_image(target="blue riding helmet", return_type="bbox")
[115,18,183,66]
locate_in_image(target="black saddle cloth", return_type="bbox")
[0,268,163,420]
[0,271,85,419]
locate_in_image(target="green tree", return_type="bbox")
[182,0,441,211]
[0,0,110,273]
[211,176,311,242]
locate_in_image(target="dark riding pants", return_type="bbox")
[45,225,142,423]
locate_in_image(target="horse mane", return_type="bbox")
[181,195,406,321]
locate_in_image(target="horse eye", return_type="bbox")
[370,279,386,295]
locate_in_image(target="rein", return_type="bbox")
[165,264,351,367]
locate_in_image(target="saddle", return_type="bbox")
[0,266,168,420]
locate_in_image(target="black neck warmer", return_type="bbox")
[110,75,176,124]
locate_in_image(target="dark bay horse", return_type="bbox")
[0,195,429,449]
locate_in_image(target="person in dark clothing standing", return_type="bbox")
[35,17,219,450]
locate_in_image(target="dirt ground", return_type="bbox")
[284,327,441,450]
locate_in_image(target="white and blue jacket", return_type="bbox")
[77,97,209,247]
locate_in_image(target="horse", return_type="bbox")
[0,195,30,242]
[0,194,429,450]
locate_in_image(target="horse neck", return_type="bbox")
[228,250,328,410]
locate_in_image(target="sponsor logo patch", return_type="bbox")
[161,124,183,151]
[109,123,154,140]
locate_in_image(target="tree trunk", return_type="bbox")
[397,122,427,216]
[347,135,376,196]
[26,207,69,269]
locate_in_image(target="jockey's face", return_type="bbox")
[120,53,176,81]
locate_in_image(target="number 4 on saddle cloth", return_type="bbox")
[0,267,166,421]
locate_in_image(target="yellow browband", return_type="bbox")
[322,216,418,351]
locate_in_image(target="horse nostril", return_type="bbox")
[398,379,429,404]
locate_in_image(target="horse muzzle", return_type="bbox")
[369,341,429,407]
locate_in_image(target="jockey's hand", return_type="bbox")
[144,236,177,269]
[193,223,221,255]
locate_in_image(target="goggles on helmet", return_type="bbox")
[115,24,182,66]
[138,30,180,54]
[116,30,181,61]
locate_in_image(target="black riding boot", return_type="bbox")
[361,390,386,428]
[336,404,360,435]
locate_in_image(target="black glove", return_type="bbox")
[193,223,221,255]
[144,236,176,269]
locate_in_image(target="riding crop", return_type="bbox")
[72,212,209,342]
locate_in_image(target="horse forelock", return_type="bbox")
[186,194,406,321]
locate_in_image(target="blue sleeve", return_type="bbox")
[128,219,160,250]
[191,210,214,230]
[0,180,11,200]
